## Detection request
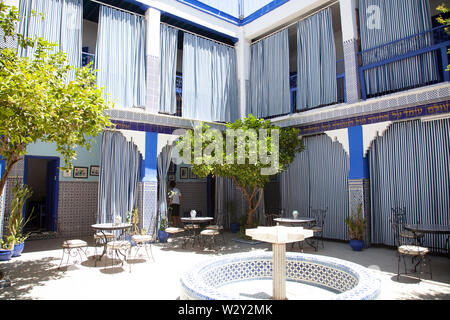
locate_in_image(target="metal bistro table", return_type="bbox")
[91,223,132,264]
[405,224,450,258]
[274,217,316,251]
[181,217,213,248]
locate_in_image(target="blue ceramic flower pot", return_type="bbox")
[230,223,240,234]
[12,242,25,257]
[158,231,169,243]
[349,240,364,251]
[0,250,13,262]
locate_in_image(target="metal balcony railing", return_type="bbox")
[82,51,95,69]
[357,25,450,100]
[290,59,347,114]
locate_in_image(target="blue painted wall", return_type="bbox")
[141,132,158,182]
[348,126,369,179]
[25,135,102,182]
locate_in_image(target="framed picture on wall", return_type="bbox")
[73,166,88,179]
[180,167,188,179]
[62,169,72,178]
[189,168,198,179]
[168,174,175,181]
[90,165,100,176]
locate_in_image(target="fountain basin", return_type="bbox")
[180,252,380,300]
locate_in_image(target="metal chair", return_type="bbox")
[202,214,226,248]
[56,218,89,269]
[309,208,327,251]
[106,240,132,272]
[94,232,115,258]
[165,226,186,247]
[391,217,432,281]
[58,239,89,269]
[391,207,424,245]
[131,234,155,261]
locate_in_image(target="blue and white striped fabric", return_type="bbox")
[280,135,350,241]
[368,119,450,253]
[296,8,337,111]
[182,33,238,122]
[18,0,83,79]
[159,24,178,115]
[248,29,290,118]
[95,5,146,109]
[157,144,174,223]
[97,131,142,224]
[358,0,438,96]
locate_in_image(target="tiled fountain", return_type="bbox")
[180,225,381,300]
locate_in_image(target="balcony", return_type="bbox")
[290,59,347,114]
[82,51,95,69]
[358,25,450,100]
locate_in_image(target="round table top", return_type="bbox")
[181,217,214,223]
[274,217,316,224]
[405,224,450,235]
[91,223,132,231]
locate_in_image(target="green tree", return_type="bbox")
[437,3,450,71]
[0,3,112,197]
[177,115,304,227]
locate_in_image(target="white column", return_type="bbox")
[272,243,287,300]
[145,7,161,114]
[235,29,251,119]
[339,0,360,103]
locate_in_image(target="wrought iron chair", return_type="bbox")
[391,217,432,280]
[391,207,424,245]
[56,218,89,269]
[202,214,226,248]
[309,207,327,251]
[106,240,132,272]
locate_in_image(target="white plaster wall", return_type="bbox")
[142,0,240,39]
[324,128,349,155]
[120,129,146,159]
[362,122,392,156]
[242,0,331,41]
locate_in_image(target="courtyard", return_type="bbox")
[1,232,449,300]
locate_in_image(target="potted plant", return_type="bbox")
[126,208,140,246]
[8,180,34,257]
[158,218,169,243]
[228,201,239,233]
[0,239,13,261]
[344,203,366,251]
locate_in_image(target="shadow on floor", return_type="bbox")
[0,256,66,299]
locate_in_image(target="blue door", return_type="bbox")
[45,159,59,231]
[24,156,59,232]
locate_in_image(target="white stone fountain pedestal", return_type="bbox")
[246,224,314,300]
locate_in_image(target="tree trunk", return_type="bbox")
[0,159,16,198]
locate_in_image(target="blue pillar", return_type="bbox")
[348,126,369,180]
[138,132,158,236]
[347,125,371,247]
[141,132,158,182]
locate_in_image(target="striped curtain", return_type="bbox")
[368,119,450,253]
[182,33,238,122]
[358,0,439,96]
[296,8,337,111]
[157,144,174,224]
[280,135,350,240]
[159,24,178,115]
[95,5,146,108]
[97,131,142,224]
[248,29,290,118]
[18,0,83,78]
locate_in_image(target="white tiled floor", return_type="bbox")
[0,232,449,300]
